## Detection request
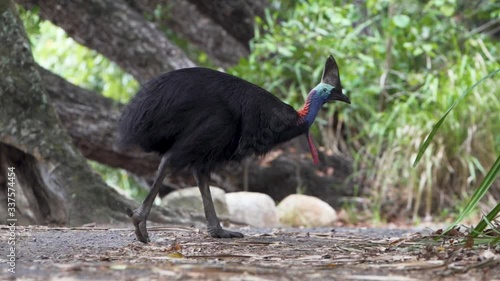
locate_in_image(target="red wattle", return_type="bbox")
[307,132,319,165]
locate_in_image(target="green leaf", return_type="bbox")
[392,15,410,28]
[413,69,500,167]
[470,157,500,237]
[440,5,455,17]
[445,154,499,235]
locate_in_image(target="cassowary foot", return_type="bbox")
[127,207,150,243]
[209,227,244,238]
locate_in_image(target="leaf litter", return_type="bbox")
[0,224,498,280]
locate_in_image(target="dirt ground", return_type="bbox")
[1,224,499,281]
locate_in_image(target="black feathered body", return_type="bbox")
[118,68,308,172]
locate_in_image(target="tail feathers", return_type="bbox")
[116,131,135,151]
[116,105,141,151]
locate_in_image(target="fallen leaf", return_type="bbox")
[464,235,474,249]
[167,252,184,259]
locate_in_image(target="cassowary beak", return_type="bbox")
[326,90,351,104]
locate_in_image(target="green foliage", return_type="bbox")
[413,69,499,167]
[412,68,499,236]
[230,0,499,220]
[89,161,148,200]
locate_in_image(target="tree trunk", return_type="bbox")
[17,0,195,83]
[0,1,176,226]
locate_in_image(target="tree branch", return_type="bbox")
[39,67,161,176]
[17,0,195,83]
[188,0,265,46]
[128,0,250,67]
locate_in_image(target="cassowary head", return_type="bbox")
[313,55,351,105]
[300,55,351,165]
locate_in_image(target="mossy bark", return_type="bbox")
[0,1,140,225]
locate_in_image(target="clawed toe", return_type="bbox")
[210,228,244,238]
[133,219,150,243]
[227,230,244,238]
[130,208,150,243]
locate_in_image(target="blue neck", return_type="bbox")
[299,90,324,126]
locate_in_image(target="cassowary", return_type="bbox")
[118,56,350,243]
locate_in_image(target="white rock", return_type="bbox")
[277,194,337,227]
[161,186,228,217]
[225,192,279,227]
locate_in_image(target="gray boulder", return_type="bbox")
[225,192,279,227]
[161,186,229,217]
[277,194,337,227]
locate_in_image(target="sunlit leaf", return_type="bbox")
[392,15,410,28]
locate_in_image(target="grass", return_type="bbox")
[413,68,499,241]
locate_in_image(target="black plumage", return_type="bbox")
[118,68,307,172]
[118,56,350,243]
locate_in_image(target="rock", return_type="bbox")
[161,186,229,217]
[225,192,279,227]
[277,194,337,227]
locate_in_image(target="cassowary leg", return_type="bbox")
[195,171,244,238]
[127,155,170,243]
